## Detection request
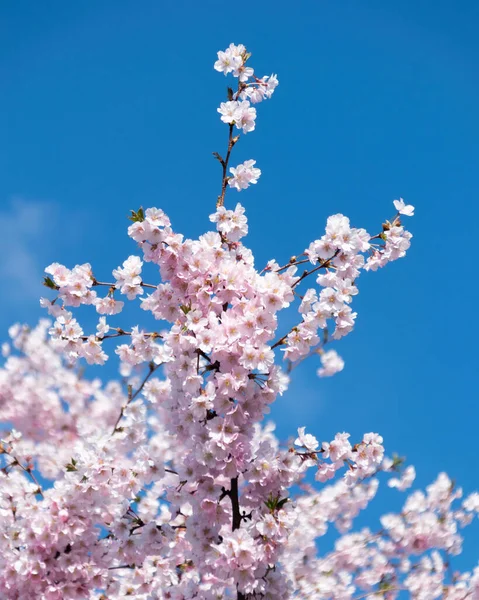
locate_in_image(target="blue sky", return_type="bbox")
[1,0,479,571]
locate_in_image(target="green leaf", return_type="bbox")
[43,275,59,290]
[391,453,405,470]
[128,207,145,223]
[264,493,289,513]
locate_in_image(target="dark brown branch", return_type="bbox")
[92,280,157,290]
[215,79,247,211]
[78,329,162,343]
[275,257,309,273]
[230,476,242,531]
[228,476,246,600]
[216,124,239,208]
[291,250,340,289]
[260,253,308,275]
[271,334,288,350]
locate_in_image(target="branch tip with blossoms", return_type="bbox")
[214,44,276,211]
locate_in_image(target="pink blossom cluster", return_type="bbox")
[1,43,477,600]
[294,429,384,485]
[318,348,344,378]
[283,207,413,367]
[215,43,278,196]
[365,199,414,272]
[228,160,261,192]
[209,203,248,241]
[214,43,278,103]
[284,471,479,599]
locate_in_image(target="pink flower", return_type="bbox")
[393,197,415,216]
[294,427,319,452]
[228,160,261,191]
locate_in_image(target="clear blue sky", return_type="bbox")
[1,0,478,571]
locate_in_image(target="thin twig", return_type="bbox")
[259,254,309,275]
[111,362,160,434]
[92,280,157,290]
[216,124,238,208]
[270,252,339,350]
[215,78,246,210]
[78,329,162,342]
[1,447,44,498]
[276,257,309,273]
[291,250,340,289]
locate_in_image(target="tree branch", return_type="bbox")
[78,329,163,342]
[0,446,44,498]
[216,124,239,208]
[291,250,340,289]
[230,476,242,531]
[92,280,157,290]
[111,362,160,434]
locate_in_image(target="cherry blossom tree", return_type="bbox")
[1,43,478,600]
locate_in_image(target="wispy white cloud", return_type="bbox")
[0,197,58,301]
